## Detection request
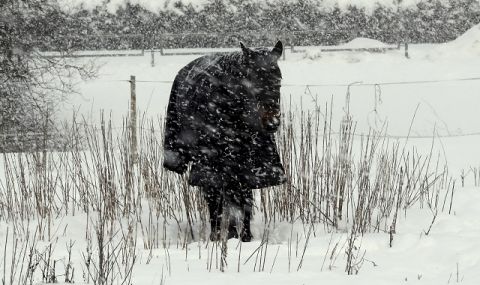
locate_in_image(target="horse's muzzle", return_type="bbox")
[261,110,281,133]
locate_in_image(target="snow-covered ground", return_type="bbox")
[2,27,480,284]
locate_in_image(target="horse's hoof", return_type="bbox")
[228,229,239,239]
[228,223,239,239]
[209,229,239,241]
[240,230,253,242]
[209,231,221,242]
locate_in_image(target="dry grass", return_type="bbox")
[0,94,458,281]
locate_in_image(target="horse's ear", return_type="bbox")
[240,42,249,55]
[271,40,283,60]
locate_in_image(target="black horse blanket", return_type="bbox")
[163,42,286,189]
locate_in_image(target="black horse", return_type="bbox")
[164,41,286,241]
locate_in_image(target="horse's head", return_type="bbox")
[240,41,283,133]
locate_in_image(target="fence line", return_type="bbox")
[3,125,480,141]
[40,30,401,59]
[78,74,480,140]
[6,74,478,144]
[42,50,145,58]
[103,75,480,87]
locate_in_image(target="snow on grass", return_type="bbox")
[1,185,479,284]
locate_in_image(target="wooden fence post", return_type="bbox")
[158,34,164,56]
[151,49,155,67]
[130,75,138,163]
[405,43,409,58]
[151,33,156,67]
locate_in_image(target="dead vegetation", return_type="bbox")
[0,94,460,282]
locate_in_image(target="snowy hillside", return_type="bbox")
[337,37,391,48]
[436,23,480,56]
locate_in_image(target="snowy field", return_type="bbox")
[66,33,480,175]
[2,27,480,285]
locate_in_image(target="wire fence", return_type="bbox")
[105,76,480,87]
[3,70,480,151]
[75,73,480,140]
[2,123,480,146]
[42,30,404,58]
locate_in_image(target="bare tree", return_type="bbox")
[0,0,96,152]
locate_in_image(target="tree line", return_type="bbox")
[41,0,480,50]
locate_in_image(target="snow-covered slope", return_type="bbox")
[436,23,480,57]
[338,37,391,48]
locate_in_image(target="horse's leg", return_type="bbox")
[203,186,224,241]
[240,189,254,242]
[219,185,253,241]
[224,186,239,239]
